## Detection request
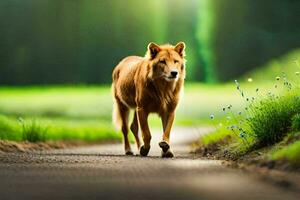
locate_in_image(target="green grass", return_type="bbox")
[1,49,299,144]
[20,119,47,142]
[0,115,121,142]
[202,82,300,156]
[201,127,231,145]
[272,140,300,165]
[0,82,253,142]
[0,86,112,120]
[0,115,22,141]
[199,50,300,165]
[0,82,296,143]
[0,83,250,124]
[0,84,241,142]
[247,89,300,146]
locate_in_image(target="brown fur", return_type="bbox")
[112,42,186,157]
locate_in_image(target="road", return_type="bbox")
[0,127,299,200]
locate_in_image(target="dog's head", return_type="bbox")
[146,42,186,82]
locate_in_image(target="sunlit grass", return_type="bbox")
[201,127,231,145]
[0,115,21,141]
[1,50,299,144]
[0,83,251,125]
[0,115,121,142]
[0,85,112,120]
[272,140,300,165]
[200,54,300,164]
[204,80,300,146]
[0,83,250,142]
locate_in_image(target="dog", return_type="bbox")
[112,42,186,157]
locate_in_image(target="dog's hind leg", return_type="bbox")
[137,108,151,156]
[130,110,140,150]
[117,101,133,155]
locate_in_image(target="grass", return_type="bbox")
[20,119,47,142]
[272,140,300,165]
[0,115,121,142]
[0,115,21,141]
[203,80,300,158]
[1,49,299,145]
[0,83,242,142]
[0,84,243,122]
[0,81,254,143]
[246,88,300,146]
[201,128,231,145]
[199,49,300,166]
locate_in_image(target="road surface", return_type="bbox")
[0,127,299,200]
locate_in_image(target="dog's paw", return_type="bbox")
[140,145,150,156]
[159,141,170,152]
[161,149,174,158]
[125,150,134,156]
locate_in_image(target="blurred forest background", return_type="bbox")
[1,0,299,85]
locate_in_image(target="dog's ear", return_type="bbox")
[174,42,186,57]
[147,42,161,59]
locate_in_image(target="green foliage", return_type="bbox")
[0,84,245,127]
[292,114,300,132]
[0,114,121,142]
[246,91,300,146]
[0,115,22,141]
[197,0,217,82]
[20,119,47,142]
[0,83,251,142]
[44,119,120,141]
[0,0,203,84]
[272,140,300,165]
[201,126,231,145]
[209,63,300,149]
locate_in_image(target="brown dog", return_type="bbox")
[112,42,186,157]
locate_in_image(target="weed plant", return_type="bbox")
[19,118,47,142]
[209,62,300,149]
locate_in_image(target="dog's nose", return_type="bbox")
[171,71,178,77]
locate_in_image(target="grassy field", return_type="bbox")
[0,82,249,142]
[0,83,248,142]
[0,86,121,142]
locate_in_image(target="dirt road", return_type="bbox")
[0,127,299,200]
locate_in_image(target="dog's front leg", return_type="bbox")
[159,111,175,158]
[137,107,151,156]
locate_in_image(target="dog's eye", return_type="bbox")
[159,60,166,65]
[181,64,184,70]
[174,60,179,64]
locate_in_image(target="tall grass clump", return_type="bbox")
[19,118,48,142]
[209,63,300,149]
[246,91,300,146]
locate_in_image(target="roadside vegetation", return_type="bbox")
[0,115,120,142]
[1,50,299,157]
[0,83,248,143]
[198,50,300,168]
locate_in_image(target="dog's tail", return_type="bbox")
[112,84,122,130]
